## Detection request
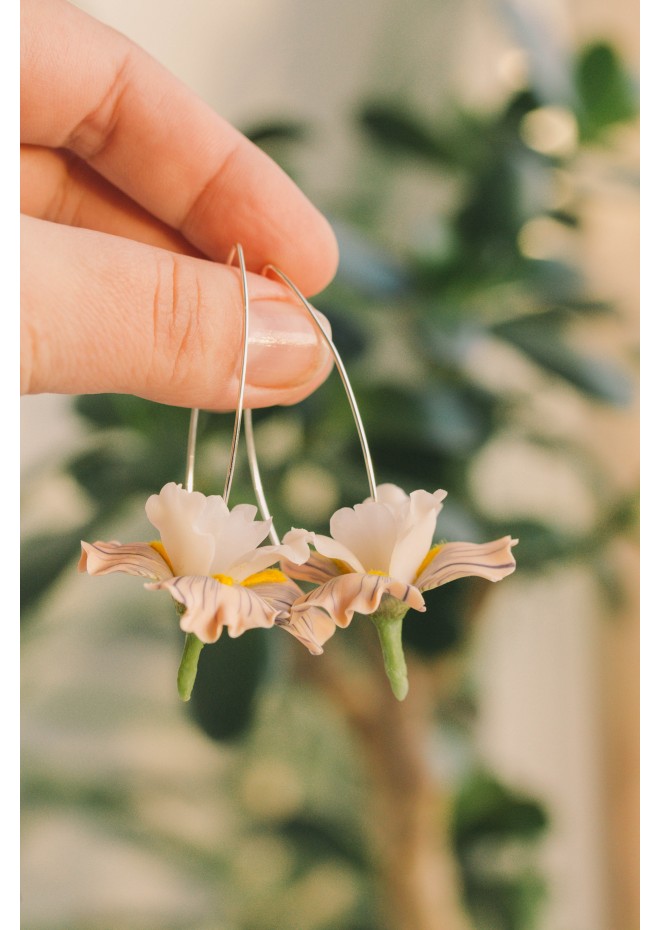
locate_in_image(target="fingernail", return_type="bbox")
[247,299,332,389]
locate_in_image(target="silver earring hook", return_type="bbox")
[184,244,249,504]
[244,408,280,544]
[244,264,379,544]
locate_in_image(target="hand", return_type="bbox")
[20,0,338,410]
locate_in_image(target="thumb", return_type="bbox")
[21,215,334,409]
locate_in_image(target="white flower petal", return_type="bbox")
[281,527,313,550]
[305,533,366,573]
[231,534,312,581]
[291,572,426,628]
[415,537,518,591]
[389,489,446,581]
[146,575,278,642]
[408,488,447,521]
[320,485,447,580]
[79,541,173,581]
[329,501,399,573]
[278,607,337,655]
[145,483,216,576]
[274,528,313,566]
[197,499,272,575]
[230,547,286,581]
[368,483,410,506]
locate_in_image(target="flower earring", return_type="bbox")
[242,266,518,701]
[79,246,329,700]
[80,246,518,703]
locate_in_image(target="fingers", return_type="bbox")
[21,145,201,256]
[21,215,334,409]
[21,0,338,295]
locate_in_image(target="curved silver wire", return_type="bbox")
[184,409,199,492]
[244,264,378,539]
[263,264,377,501]
[245,409,280,545]
[184,244,249,503]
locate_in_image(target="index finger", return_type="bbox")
[20,0,338,295]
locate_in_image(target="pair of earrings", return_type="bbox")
[80,246,517,701]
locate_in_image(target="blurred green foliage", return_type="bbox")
[22,22,637,930]
[453,771,548,930]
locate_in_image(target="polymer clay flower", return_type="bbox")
[79,482,333,694]
[282,483,517,699]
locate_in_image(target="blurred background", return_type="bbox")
[21,0,639,928]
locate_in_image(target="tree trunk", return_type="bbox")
[298,645,473,930]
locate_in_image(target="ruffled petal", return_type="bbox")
[302,533,366,573]
[79,541,173,581]
[408,488,447,520]
[369,483,410,506]
[145,483,216,576]
[230,533,312,581]
[197,498,272,575]
[244,575,303,619]
[329,502,399,573]
[273,528,313,567]
[240,572,336,654]
[145,483,276,578]
[277,607,338,655]
[291,572,426,628]
[389,489,447,581]
[146,575,278,643]
[280,549,345,585]
[415,537,518,591]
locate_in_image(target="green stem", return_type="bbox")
[177,633,204,701]
[371,611,409,701]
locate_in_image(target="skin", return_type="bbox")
[21,0,339,410]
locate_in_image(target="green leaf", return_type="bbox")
[575,42,638,141]
[453,771,548,930]
[453,769,548,848]
[74,394,189,436]
[465,873,546,930]
[359,384,495,457]
[187,628,269,742]
[245,120,307,146]
[67,431,186,504]
[493,314,633,404]
[67,441,151,502]
[359,103,457,164]
[485,519,585,569]
[278,815,368,868]
[21,528,87,613]
[402,578,474,656]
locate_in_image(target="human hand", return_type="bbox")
[20,0,338,410]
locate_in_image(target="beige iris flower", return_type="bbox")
[79,482,333,655]
[282,483,517,698]
[284,483,517,624]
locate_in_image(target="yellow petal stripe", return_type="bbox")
[212,573,235,586]
[331,558,355,575]
[367,569,387,576]
[149,540,175,574]
[415,544,444,579]
[241,568,289,587]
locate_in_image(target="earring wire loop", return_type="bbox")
[184,409,199,493]
[244,408,281,545]
[184,244,249,504]
[261,264,378,503]
[184,254,377,544]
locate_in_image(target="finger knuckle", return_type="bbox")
[152,253,205,391]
